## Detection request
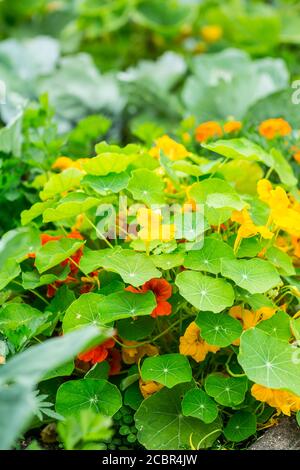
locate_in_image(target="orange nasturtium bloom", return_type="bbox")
[251,384,300,416]
[223,120,242,134]
[126,278,172,318]
[179,322,219,362]
[121,340,159,365]
[258,118,292,140]
[52,156,89,171]
[149,135,191,161]
[78,338,116,365]
[201,25,223,43]
[195,121,223,143]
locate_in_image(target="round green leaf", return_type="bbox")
[56,379,122,417]
[257,310,291,341]
[35,238,84,274]
[117,316,155,340]
[82,172,129,195]
[182,388,218,424]
[266,246,296,276]
[184,237,234,274]
[176,271,234,313]
[82,152,137,176]
[205,374,248,406]
[127,169,165,205]
[135,383,222,450]
[221,258,281,294]
[100,291,156,323]
[101,249,161,286]
[151,253,184,270]
[238,328,300,395]
[224,411,257,442]
[196,312,242,347]
[63,293,104,333]
[141,354,192,388]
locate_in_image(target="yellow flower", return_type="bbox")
[229,305,276,338]
[258,118,292,140]
[231,207,273,252]
[149,135,191,161]
[201,25,223,43]
[139,379,164,399]
[223,121,242,134]
[121,340,158,365]
[251,384,300,416]
[257,180,300,237]
[52,156,88,171]
[137,208,175,242]
[179,322,219,362]
[195,121,223,143]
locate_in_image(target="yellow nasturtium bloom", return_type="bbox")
[223,120,242,134]
[251,384,300,416]
[257,179,300,237]
[201,25,223,43]
[139,379,164,399]
[121,340,159,365]
[52,156,89,171]
[229,306,276,345]
[179,322,219,362]
[231,207,273,252]
[149,135,191,161]
[137,208,175,242]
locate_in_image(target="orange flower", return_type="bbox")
[251,384,300,416]
[52,156,89,171]
[121,340,159,365]
[78,338,115,365]
[139,379,164,399]
[258,118,292,140]
[229,305,276,332]
[179,322,219,362]
[223,121,242,134]
[195,121,223,143]
[125,278,172,318]
[293,150,300,163]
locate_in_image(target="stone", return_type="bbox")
[250,417,300,450]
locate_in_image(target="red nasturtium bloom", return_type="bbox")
[126,278,172,318]
[78,338,116,365]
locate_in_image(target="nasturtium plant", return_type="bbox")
[1,4,300,450]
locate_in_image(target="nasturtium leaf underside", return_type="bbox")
[35,238,84,274]
[181,388,219,424]
[99,291,156,324]
[224,411,257,443]
[196,311,242,347]
[135,383,222,450]
[184,237,234,274]
[176,271,234,313]
[205,374,248,406]
[127,168,165,205]
[238,328,300,395]
[55,379,122,417]
[63,293,105,333]
[221,258,281,294]
[141,354,192,388]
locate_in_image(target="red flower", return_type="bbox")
[78,338,115,365]
[126,278,172,318]
[41,234,62,245]
[107,349,122,375]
